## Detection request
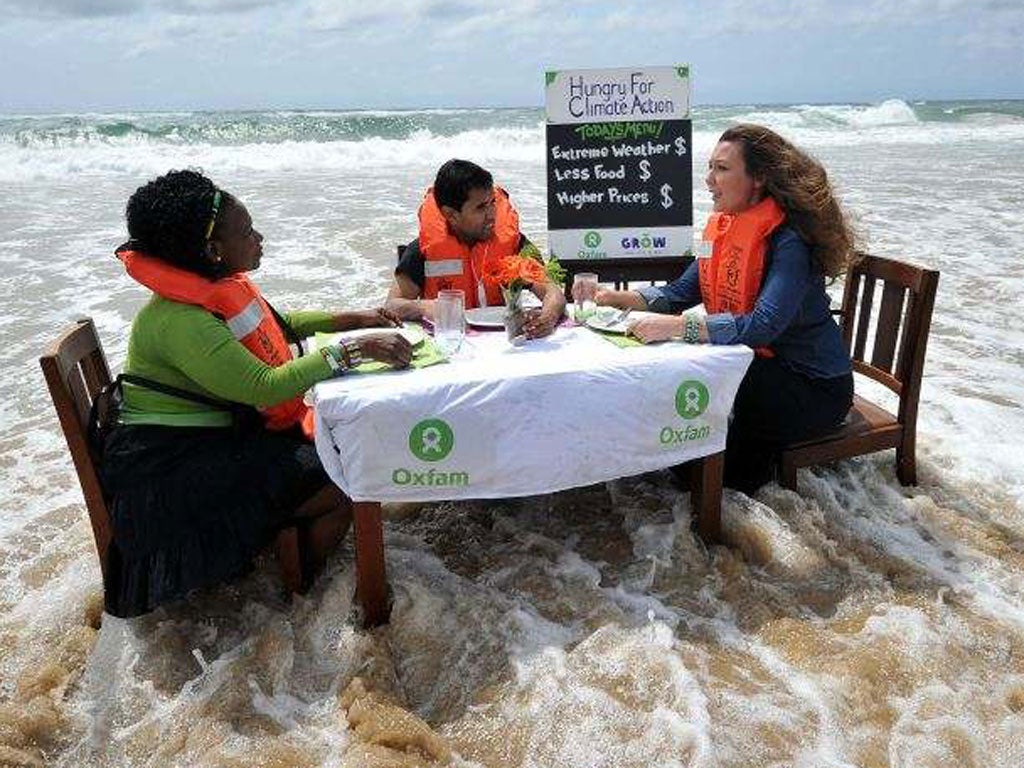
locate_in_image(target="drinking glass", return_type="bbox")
[434,289,465,356]
[572,272,599,322]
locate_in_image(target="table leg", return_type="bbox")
[353,501,390,627]
[689,452,724,543]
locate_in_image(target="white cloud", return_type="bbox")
[0,0,283,18]
[0,0,1019,110]
[302,0,495,31]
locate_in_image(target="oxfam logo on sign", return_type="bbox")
[409,419,454,462]
[675,380,709,419]
[583,231,602,248]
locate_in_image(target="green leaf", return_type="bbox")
[520,241,544,263]
[545,71,558,87]
[544,255,567,287]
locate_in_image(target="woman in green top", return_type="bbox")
[102,169,411,617]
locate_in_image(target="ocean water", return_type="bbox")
[2,99,1024,766]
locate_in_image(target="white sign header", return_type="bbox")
[545,66,691,125]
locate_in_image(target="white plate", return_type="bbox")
[585,314,631,334]
[465,306,507,328]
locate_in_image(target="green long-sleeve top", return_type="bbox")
[120,295,334,428]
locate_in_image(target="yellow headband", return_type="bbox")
[204,189,222,240]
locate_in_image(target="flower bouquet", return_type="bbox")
[481,252,550,343]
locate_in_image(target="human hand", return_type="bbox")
[354,307,403,328]
[357,333,413,368]
[627,314,683,344]
[384,297,433,322]
[571,274,598,305]
[594,288,643,309]
[523,307,559,339]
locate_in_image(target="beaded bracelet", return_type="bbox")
[682,314,701,344]
[340,338,363,368]
[320,339,363,376]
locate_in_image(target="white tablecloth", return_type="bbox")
[313,327,752,502]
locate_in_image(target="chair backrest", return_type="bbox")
[397,244,690,291]
[39,318,113,577]
[838,253,939,427]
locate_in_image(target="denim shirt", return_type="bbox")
[638,227,852,379]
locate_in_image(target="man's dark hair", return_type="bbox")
[433,159,493,211]
[125,168,232,278]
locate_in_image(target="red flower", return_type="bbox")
[483,254,547,291]
[481,257,509,290]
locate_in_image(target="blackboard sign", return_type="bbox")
[545,66,692,265]
[547,120,692,230]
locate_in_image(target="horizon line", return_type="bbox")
[3,95,1024,119]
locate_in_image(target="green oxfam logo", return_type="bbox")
[583,231,602,248]
[675,380,709,419]
[409,419,454,462]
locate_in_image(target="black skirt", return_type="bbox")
[100,424,330,617]
[723,356,854,492]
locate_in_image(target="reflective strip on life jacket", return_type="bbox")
[423,259,465,278]
[226,298,266,340]
[418,186,521,310]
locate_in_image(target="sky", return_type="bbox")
[0,0,1021,112]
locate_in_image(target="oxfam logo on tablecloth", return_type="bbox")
[675,380,709,419]
[409,419,454,462]
[583,231,602,248]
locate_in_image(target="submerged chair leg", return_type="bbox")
[779,457,798,491]
[896,445,917,486]
[353,501,389,627]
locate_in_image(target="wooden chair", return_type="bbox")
[39,318,329,601]
[779,254,940,490]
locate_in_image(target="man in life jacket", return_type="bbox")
[387,159,566,338]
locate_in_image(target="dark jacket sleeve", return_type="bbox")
[395,238,425,289]
[637,260,702,313]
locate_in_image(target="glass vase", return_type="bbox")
[502,287,526,344]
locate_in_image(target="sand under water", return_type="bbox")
[2,100,1024,765]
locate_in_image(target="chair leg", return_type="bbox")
[779,455,798,491]
[276,526,303,594]
[689,452,724,544]
[353,501,390,627]
[896,446,917,486]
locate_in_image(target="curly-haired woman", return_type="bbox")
[598,125,857,492]
[102,169,412,617]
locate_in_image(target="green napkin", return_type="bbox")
[313,323,447,374]
[588,328,643,348]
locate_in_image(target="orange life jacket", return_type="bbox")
[418,186,521,309]
[116,248,315,440]
[698,196,786,357]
